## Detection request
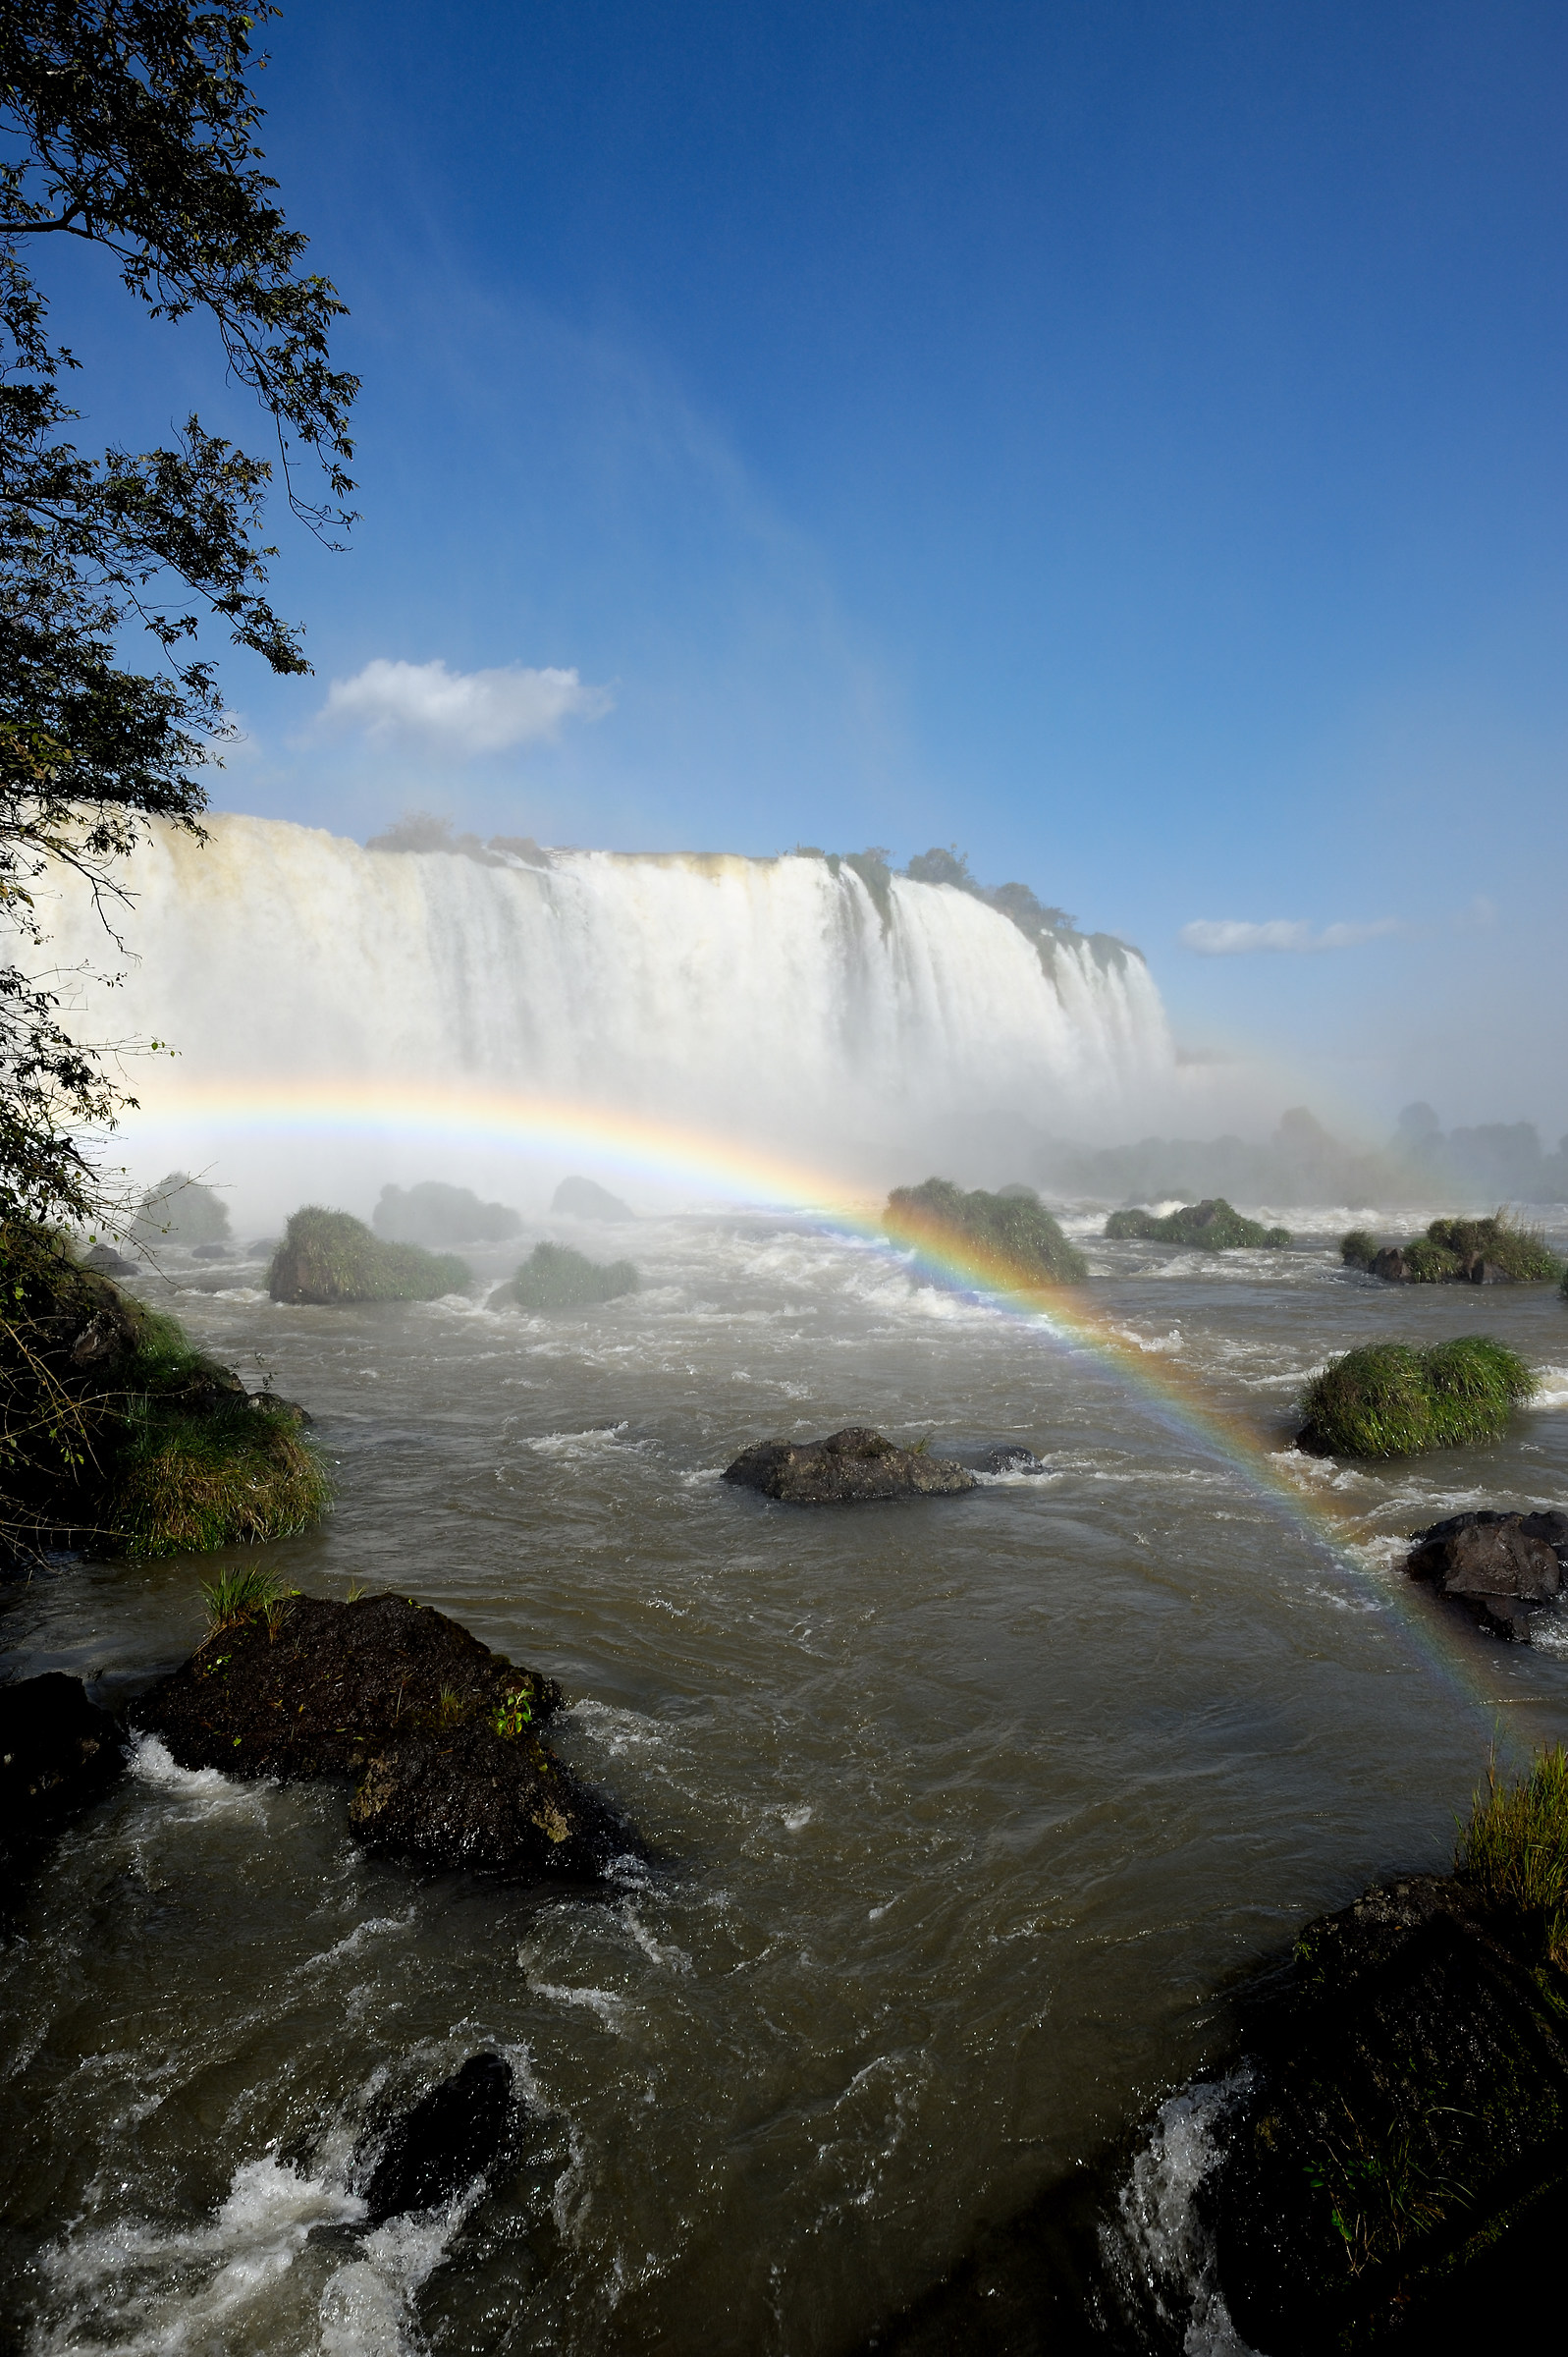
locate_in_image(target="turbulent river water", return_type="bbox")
[6,1206,1568,2355]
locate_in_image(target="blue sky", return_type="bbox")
[51,0,1568,1137]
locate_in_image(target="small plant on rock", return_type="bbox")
[1457,1745,1568,1963]
[492,1687,535,1738]
[201,1563,284,1634]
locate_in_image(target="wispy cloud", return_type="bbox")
[1179,915,1404,956]
[318,658,613,756]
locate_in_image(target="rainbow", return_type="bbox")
[128,1073,1547,1755]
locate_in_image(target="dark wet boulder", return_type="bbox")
[982,1445,1046,1475]
[135,1592,633,1882]
[361,2053,515,2223]
[1371,1244,1408,1283]
[81,1242,138,1277]
[1206,1873,1568,2351]
[723,1426,977,1504]
[1406,1509,1566,1641]
[0,1673,129,1914]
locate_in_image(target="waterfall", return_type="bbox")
[43,815,1179,1213]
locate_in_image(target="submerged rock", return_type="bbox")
[1406,1507,1567,1641]
[361,2053,515,2223]
[134,1592,631,1881]
[551,1175,635,1221]
[0,1673,129,1915]
[1206,1873,1568,2350]
[723,1426,977,1504]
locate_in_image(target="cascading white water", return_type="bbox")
[42,814,1178,1212]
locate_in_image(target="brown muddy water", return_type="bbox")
[4,1209,1568,2355]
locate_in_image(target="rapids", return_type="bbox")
[5,1209,1568,2352]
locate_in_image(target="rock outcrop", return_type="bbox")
[135,1592,632,1880]
[360,2053,515,2223]
[372,1181,521,1246]
[268,1207,469,1303]
[489,1240,638,1310]
[0,1672,128,1918]
[1406,1507,1568,1641]
[1343,1213,1562,1286]
[723,1426,977,1504]
[1207,1872,1568,2349]
[1105,1197,1291,1248]
[551,1176,635,1221]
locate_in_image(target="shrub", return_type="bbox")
[884,1178,1088,1284]
[268,1208,469,1303]
[1340,1230,1379,1270]
[1457,1746,1568,1964]
[1298,1337,1537,1458]
[1102,1197,1291,1250]
[496,1241,639,1310]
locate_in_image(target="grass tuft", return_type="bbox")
[1340,1230,1379,1270]
[201,1561,286,1633]
[1298,1336,1536,1458]
[1456,1745,1568,1963]
[110,1401,331,1558]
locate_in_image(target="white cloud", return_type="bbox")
[1179,916,1403,957]
[319,658,613,756]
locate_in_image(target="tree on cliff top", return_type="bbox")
[0,0,355,1226]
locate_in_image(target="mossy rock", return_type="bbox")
[135,1591,634,1881]
[0,1220,328,1557]
[1105,1197,1291,1249]
[1297,1336,1536,1458]
[489,1240,638,1311]
[268,1207,469,1303]
[884,1178,1088,1284]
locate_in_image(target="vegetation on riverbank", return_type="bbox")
[492,1241,639,1310]
[0,1222,327,1558]
[1297,1335,1537,1457]
[884,1178,1088,1284]
[1341,1210,1562,1284]
[1105,1197,1291,1248]
[268,1209,469,1303]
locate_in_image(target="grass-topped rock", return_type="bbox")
[489,1240,638,1311]
[884,1178,1087,1284]
[1297,1336,1536,1458]
[0,1222,327,1559]
[135,1583,633,1880]
[1105,1197,1291,1248]
[1341,1210,1562,1286]
[1207,1748,1568,2350]
[268,1207,469,1303]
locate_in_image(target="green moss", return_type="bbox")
[885,1178,1088,1284]
[1298,1336,1537,1457]
[268,1207,469,1303]
[1340,1229,1379,1270]
[1102,1197,1292,1249]
[495,1240,639,1310]
[1457,1746,1568,1964]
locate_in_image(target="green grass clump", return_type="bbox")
[1104,1197,1291,1249]
[1456,1746,1568,1963]
[201,1561,287,1632]
[499,1241,639,1309]
[109,1398,331,1558]
[1425,1212,1562,1283]
[268,1207,470,1303]
[1339,1230,1379,1270]
[1298,1336,1536,1457]
[885,1178,1088,1284]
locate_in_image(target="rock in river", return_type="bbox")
[723,1425,977,1504]
[135,1592,634,1881]
[1406,1507,1567,1642]
[361,2053,515,2223]
[0,1672,129,1917]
